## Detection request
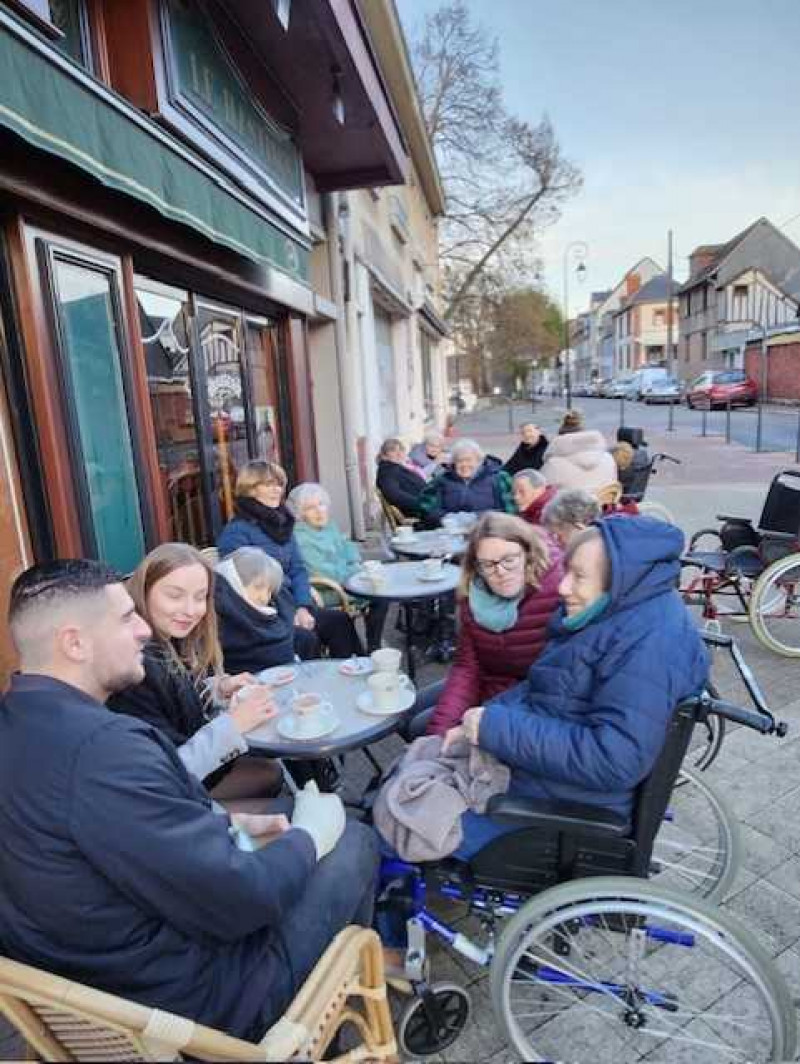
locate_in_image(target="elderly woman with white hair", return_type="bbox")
[418,437,514,527]
[541,489,602,549]
[214,546,296,674]
[511,469,559,526]
[409,429,448,480]
[289,482,389,651]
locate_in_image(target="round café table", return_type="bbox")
[344,561,460,680]
[389,528,468,562]
[247,658,416,761]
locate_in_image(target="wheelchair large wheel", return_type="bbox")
[651,766,739,901]
[490,876,795,1063]
[749,552,800,657]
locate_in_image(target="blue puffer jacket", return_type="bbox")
[479,516,709,819]
[418,456,514,526]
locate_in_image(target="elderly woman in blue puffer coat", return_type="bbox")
[440,515,710,857]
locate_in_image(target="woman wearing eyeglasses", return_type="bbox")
[407,512,562,738]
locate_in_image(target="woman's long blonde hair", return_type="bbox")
[127,542,222,676]
[459,512,551,597]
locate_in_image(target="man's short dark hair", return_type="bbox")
[10,559,122,628]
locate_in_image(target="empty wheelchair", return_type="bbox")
[376,633,792,1061]
[681,469,800,655]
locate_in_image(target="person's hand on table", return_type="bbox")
[291,780,345,860]
[294,606,316,630]
[218,672,257,701]
[231,812,289,840]
[442,706,484,753]
[228,685,277,735]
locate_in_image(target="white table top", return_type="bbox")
[344,560,461,601]
[247,658,416,758]
[389,529,468,560]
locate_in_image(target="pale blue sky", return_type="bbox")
[397,0,800,314]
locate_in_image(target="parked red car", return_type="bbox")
[686,370,758,409]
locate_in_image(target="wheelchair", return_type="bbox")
[615,427,680,523]
[681,469,800,656]
[375,632,793,1061]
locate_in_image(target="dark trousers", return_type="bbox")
[253,818,379,1038]
[293,606,364,659]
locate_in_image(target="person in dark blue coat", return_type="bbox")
[418,439,515,527]
[0,559,377,1041]
[217,459,363,659]
[442,515,709,854]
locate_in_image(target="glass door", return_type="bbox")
[134,276,215,546]
[46,250,146,573]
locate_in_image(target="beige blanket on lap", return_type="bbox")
[373,734,510,861]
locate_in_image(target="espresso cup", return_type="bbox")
[370,647,402,674]
[291,692,323,734]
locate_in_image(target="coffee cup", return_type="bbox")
[422,557,443,579]
[367,671,411,712]
[363,560,382,575]
[370,647,402,674]
[291,692,323,734]
[396,524,414,541]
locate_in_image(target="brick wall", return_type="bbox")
[744,340,800,400]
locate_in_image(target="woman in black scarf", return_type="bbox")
[217,460,363,659]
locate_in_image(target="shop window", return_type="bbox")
[135,278,213,547]
[49,256,146,572]
[245,319,285,467]
[50,0,92,69]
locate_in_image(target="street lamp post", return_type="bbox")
[562,241,588,410]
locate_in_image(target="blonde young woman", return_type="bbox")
[108,543,281,809]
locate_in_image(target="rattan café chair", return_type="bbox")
[0,927,396,1062]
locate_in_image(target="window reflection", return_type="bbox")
[196,305,248,523]
[135,280,211,545]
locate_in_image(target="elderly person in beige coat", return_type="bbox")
[540,428,618,492]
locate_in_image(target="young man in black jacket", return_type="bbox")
[0,560,378,1040]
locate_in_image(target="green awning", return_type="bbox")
[0,18,310,286]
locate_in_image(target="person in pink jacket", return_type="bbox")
[405,512,562,738]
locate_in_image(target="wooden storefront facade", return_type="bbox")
[0,0,405,680]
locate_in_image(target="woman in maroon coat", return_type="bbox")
[407,512,562,738]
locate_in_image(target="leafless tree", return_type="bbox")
[411,1,582,339]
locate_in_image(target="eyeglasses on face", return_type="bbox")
[475,551,524,576]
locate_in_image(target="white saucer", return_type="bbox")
[392,534,417,545]
[260,665,297,687]
[356,686,416,717]
[418,570,448,582]
[276,704,339,741]
[339,657,373,676]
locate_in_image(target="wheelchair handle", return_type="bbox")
[650,452,681,466]
[700,631,787,736]
[700,695,786,737]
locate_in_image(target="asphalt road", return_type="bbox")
[477,395,800,456]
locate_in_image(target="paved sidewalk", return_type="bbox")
[3,402,800,1061]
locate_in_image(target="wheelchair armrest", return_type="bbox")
[757,529,797,542]
[715,514,752,525]
[486,795,629,836]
